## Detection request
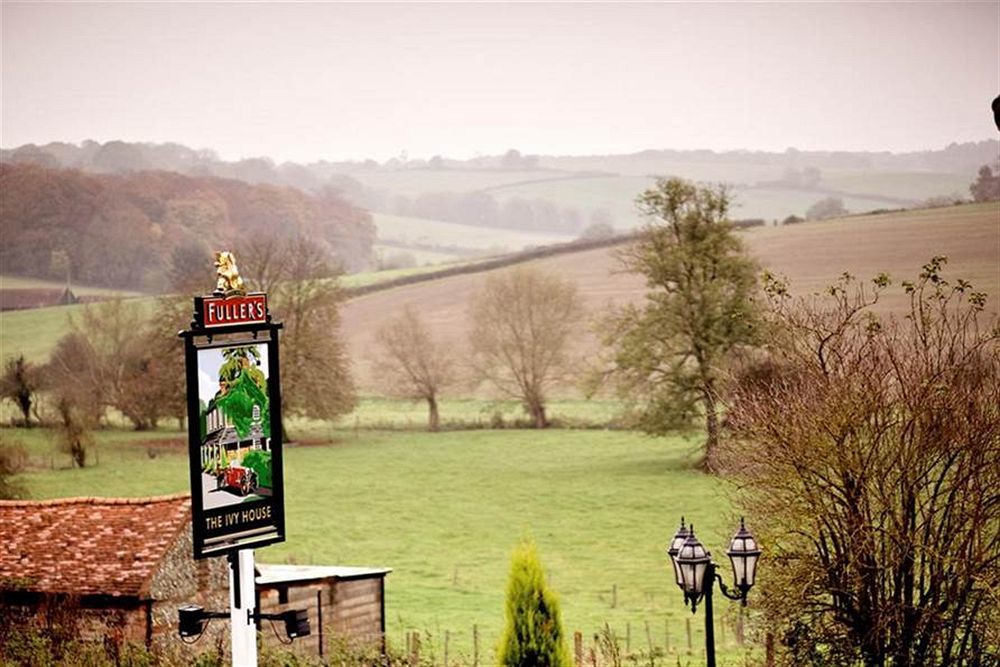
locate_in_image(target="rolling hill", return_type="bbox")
[341,202,1000,392]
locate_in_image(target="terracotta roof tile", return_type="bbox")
[0,494,191,598]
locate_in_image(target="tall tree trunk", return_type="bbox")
[529,400,548,429]
[701,385,720,472]
[17,393,31,428]
[427,394,440,432]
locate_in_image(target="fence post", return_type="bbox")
[473,623,480,667]
[410,631,421,666]
[611,583,618,609]
[316,589,323,659]
[574,631,583,667]
[626,620,631,652]
[664,618,670,653]
[644,620,654,657]
[444,629,450,667]
[686,617,692,655]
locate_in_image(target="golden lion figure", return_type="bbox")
[213,251,246,294]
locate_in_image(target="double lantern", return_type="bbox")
[666,517,761,612]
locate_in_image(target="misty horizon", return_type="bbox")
[3,2,997,164]
[4,136,1000,169]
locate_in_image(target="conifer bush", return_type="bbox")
[497,540,571,667]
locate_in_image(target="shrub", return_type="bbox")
[725,259,1000,664]
[497,540,571,667]
[242,449,272,488]
[0,437,28,500]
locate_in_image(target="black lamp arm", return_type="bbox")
[713,569,747,602]
[201,610,230,620]
[250,609,295,624]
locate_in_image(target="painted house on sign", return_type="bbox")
[200,401,269,470]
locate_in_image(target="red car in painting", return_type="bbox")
[215,463,259,496]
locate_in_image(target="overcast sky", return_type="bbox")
[2,2,997,163]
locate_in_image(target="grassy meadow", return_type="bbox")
[0,260,472,365]
[5,423,756,665]
[373,212,576,253]
[0,275,144,298]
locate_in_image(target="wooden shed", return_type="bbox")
[256,563,391,658]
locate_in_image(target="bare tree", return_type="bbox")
[723,258,999,666]
[1,355,40,427]
[45,299,182,430]
[468,267,583,428]
[271,237,357,432]
[55,396,93,468]
[373,306,455,431]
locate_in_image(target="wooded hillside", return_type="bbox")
[0,164,374,291]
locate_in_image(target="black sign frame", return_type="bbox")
[180,304,286,560]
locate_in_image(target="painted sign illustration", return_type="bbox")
[184,332,286,559]
[198,343,272,508]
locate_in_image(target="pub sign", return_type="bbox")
[180,252,286,559]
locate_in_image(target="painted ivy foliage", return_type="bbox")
[216,369,270,440]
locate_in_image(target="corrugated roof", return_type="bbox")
[256,563,391,585]
[0,494,191,598]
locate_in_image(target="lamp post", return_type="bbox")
[666,518,761,667]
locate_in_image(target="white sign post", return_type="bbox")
[229,549,258,667]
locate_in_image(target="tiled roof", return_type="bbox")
[0,494,191,598]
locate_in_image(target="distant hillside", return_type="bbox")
[0,163,374,291]
[340,202,1000,393]
[3,139,994,250]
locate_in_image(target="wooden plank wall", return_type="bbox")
[331,577,383,641]
[258,576,384,657]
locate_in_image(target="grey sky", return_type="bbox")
[2,2,997,163]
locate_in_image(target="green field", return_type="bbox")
[0,298,159,364]
[820,170,971,200]
[373,243,465,266]
[0,264,472,365]
[6,425,756,665]
[373,212,575,253]
[490,175,914,230]
[0,274,143,298]
[350,168,579,196]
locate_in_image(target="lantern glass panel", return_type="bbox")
[670,554,684,587]
[730,553,747,587]
[692,561,708,595]
[668,533,687,587]
[744,553,759,587]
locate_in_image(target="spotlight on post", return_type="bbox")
[283,608,311,639]
[178,604,208,638]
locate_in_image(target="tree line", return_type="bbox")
[0,163,375,291]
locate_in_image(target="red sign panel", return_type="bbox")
[202,294,268,328]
